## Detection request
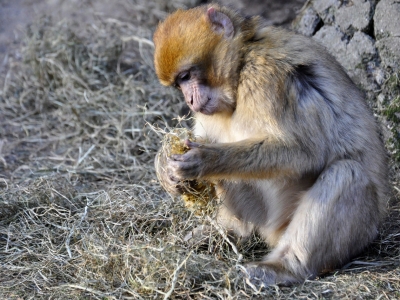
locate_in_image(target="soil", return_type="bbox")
[0,0,48,58]
[0,0,140,67]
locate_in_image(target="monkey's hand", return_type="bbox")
[167,140,214,180]
[155,148,187,196]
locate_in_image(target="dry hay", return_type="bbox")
[0,1,399,299]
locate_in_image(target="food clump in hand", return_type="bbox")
[158,128,215,213]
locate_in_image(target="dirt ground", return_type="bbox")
[1,0,61,60]
[0,0,161,69]
[0,0,306,65]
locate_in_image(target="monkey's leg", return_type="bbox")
[216,180,268,239]
[245,160,382,286]
[184,180,259,245]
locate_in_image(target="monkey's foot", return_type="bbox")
[243,262,301,287]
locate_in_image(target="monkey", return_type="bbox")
[153,4,388,286]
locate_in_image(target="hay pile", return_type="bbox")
[0,1,399,299]
[0,7,248,299]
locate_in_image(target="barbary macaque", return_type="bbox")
[153,4,388,285]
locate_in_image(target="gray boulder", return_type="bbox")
[374,0,400,68]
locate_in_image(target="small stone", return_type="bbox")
[335,0,372,34]
[376,37,400,69]
[344,32,376,69]
[293,7,321,37]
[313,0,341,24]
[313,26,347,64]
[373,68,386,86]
[374,0,400,39]
[377,93,385,104]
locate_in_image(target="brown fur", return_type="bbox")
[153,4,388,286]
[154,7,221,86]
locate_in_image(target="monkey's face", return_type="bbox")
[174,67,231,115]
[153,5,238,116]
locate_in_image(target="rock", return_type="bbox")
[313,0,341,24]
[217,0,306,26]
[293,6,322,36]
[335,0,372,34]
[294,0,373,35]
[345,32,376,69]
[314,28,377,88]
[374,0,400,39]
[313,26,347,63]
[374,0,400,69]
[373,68,386,86]
[376,37,400,69]
[345,32,378,90]
[377,93,385,104]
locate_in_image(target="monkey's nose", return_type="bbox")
[190,95,194,106]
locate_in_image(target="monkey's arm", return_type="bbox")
[167,138,326,180]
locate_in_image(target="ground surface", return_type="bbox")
[0,0,399,299]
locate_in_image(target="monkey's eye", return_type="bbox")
[178,71,191,82]
[174,71,191,89]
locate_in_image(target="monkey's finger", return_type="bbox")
[169,159,190,169]
[185,140,201,148]
[169,158,199,175]
[169,154,185,161]
[166,163,185,180]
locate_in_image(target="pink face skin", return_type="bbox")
[174,68,229,115]
[180,82,219,115]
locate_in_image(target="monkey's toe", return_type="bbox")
[243,262,301,287]
[243,263,277,287]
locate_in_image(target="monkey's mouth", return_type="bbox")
[198,97,214,115]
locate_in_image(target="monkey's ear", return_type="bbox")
[207,7,234,39]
